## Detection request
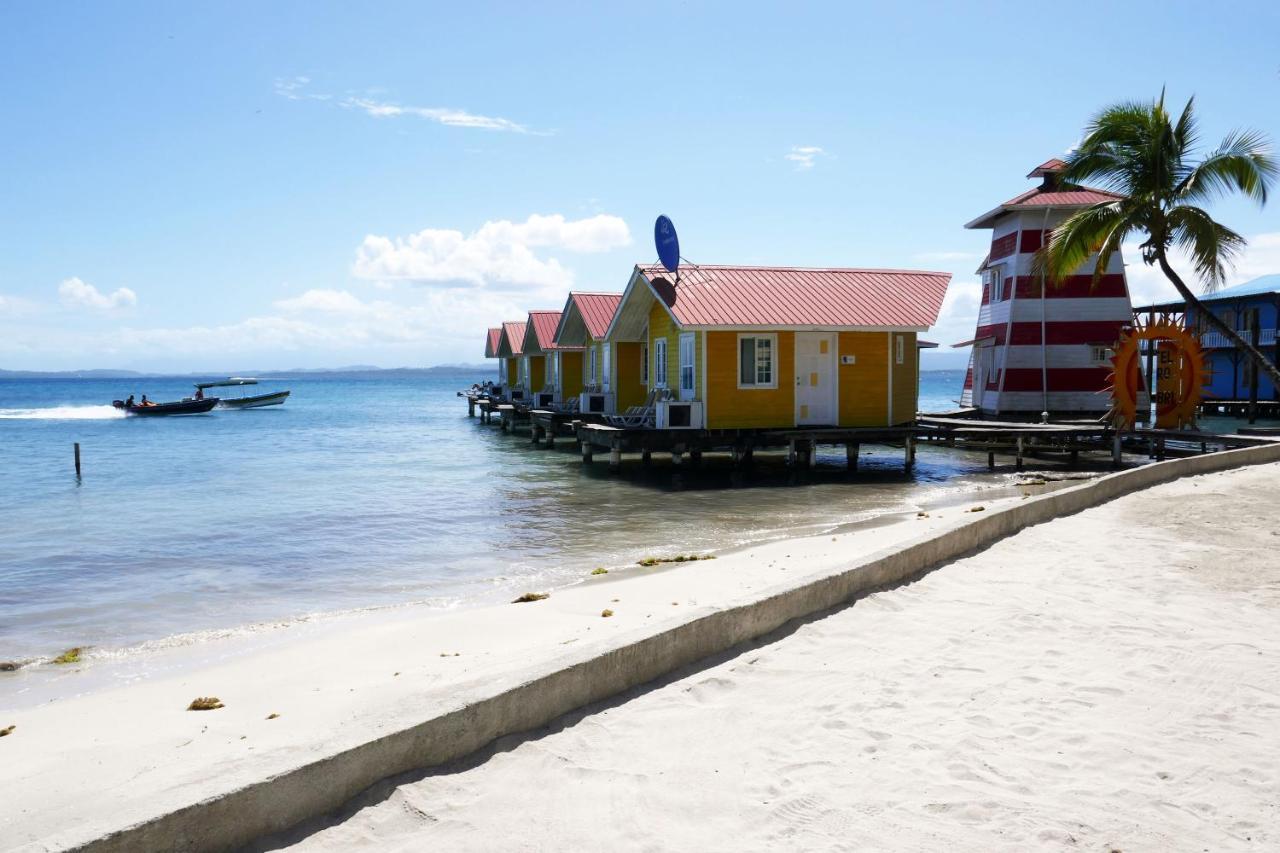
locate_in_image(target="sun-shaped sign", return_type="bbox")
[1109,318,1209,430]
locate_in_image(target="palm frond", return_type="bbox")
[1034,202,1134,287]
[1166,204,1246,292]
[1178,128,1277,205]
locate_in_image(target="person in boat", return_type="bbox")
[194,387,204,401]
[140,395,155,407]
[125,395,135,407]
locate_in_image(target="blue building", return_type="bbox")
[1137,274,1280,404]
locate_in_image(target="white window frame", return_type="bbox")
[548,352,558,388]
[1089,344,1113,365]
[678,332,696,400]
[895,335,905,365]
[641,342,649,386]
[588,347,598,386]
[987,265,1004,303]
[601,342,612,392]
[736,333,778,390]
[653,338,668,388]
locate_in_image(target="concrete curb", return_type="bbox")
[78,443,1280,852]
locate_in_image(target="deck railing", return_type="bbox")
[1199,328,1277,349]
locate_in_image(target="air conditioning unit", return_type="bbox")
[509,389,525,401]
[535,392,555,408]
[656,400,704,429]
[580,391,615,414]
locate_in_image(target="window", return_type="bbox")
[548,353,558,387]
[1089,345,1113,364]
[588,347,598,385]
[653,338,668,387]
[601,343,612,391]
[738,334,776,388]
[989,266,1004,302]
[895,335,905,365]
[679,333,696,399]
[641,342,649,385]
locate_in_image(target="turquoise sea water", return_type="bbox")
[1,370,987,678]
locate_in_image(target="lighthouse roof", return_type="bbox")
[965,159,1126,230]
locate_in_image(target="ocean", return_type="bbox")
[1,369,1023,693]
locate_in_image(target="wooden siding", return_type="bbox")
[890,332,918,424]
[705,330,794,429]
[648,301,680,391]
[616,342,646,410]
[837,332,891,426]
[527,355,546,392]
[561,351,584,399]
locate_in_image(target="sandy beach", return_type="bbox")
[258,462,1280,852]
[3,461,1278,851]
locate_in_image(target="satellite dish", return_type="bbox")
[654,215,680,273]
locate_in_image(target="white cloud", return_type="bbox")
[272,77,533,133]
[340,97,534,133]
[352,213,632,289]
[274,289,369,314]
[785,145,826,170]
[58,277,137,310]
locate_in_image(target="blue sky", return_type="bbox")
[2,1,1278,371]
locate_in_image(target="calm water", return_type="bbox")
[1,370,997,677]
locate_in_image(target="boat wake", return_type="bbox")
[0,404,126,420]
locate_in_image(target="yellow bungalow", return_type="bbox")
[522,309,584,407]
[551,292,647,415]
[603,264,951,429]
[494,320,528,400]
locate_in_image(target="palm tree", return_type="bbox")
[1039,91,1280,389]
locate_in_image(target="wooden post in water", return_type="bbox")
[904,436,915,472]
[1015,436,1024,472]
[608,448,622,473]
[74,442,81,479]
[846,442,859,471]
[1112,433,1122,468]
[581,443,593,464]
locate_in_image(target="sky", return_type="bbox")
[2,0,1278,372]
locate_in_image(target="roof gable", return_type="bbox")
[525,310,582,353]
[497,320,527,357]
[484,327,502,358]
[554,292,623,346]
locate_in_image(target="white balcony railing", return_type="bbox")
[1200,328,1277,349]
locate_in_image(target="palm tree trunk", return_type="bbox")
[1155,251,1280,391]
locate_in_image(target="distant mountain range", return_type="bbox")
[0,364,494,379]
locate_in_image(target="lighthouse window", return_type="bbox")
[1090,345,1113,364]
[989,267,1004,302]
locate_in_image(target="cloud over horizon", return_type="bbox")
[58,277,137,311]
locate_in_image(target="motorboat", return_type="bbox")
[112,398,218,416]
[195,378,291,409]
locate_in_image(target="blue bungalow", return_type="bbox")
[1137,274,1280,403]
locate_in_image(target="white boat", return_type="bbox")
[194,378,291,409]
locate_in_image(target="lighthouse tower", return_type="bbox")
[959,159,1136,417]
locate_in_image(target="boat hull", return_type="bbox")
[113,398,219,416]
[218,390,290,409]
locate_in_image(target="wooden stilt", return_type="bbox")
[987,450,995,469]
[582,443,594,464]
[1015,436,1024,472]
[609,448,622,473]
[905,436,915,472]
[1112,433,1122,468]
[689,449,702,467]
[846,442,859,471]
[787,439,797,467]
[531,424,542,445]
[642,449,652,466]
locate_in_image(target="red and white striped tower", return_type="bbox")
[960,159,1135,416]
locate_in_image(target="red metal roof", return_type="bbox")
[1001,185,1125,208]
[500,320,527,356]
[526,310,582,351]
[484,327,501,358]
[569,292,623,340]
[635,265,951,329]
[1026,158,1068,178]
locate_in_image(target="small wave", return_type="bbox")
[0,405,125,420]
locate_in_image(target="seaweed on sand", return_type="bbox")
[512,592,549,603]
[187,697,224,711]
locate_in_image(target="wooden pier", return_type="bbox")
[461,391,1278,476]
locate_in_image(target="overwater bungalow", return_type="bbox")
[522,309,584,408]
[601,264,951,430]
[1136,273,1280,416]
[483,326,502,385]
[551,292,639,415]
[495,320,528,400]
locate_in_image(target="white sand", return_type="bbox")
[0,486,1014,851]
[263,463,1280,852]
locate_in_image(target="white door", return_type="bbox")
[973,345,994,410]
[678,333,696,401]
[795,332,836,425]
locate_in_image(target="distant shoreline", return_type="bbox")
[0,365,496,380]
